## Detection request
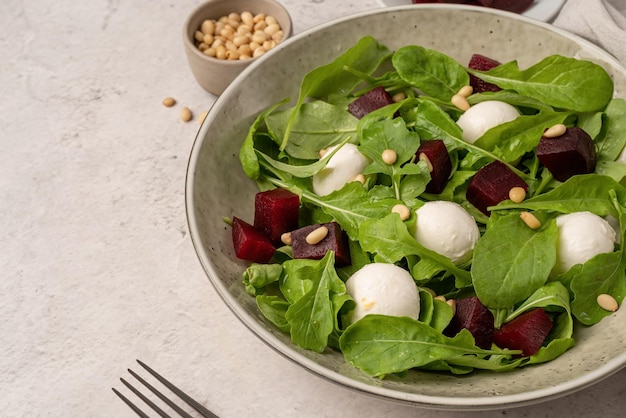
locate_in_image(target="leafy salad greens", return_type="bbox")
[237,36,626,377]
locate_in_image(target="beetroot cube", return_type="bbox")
[232,217,275,263]
[536,127,596,183]
[444,296,495,349]
[487,0,533,13]
[348,86,394,119]
[468,54,501,93]
[494,308,553,356]
[254,188,300,246]
[291,222,351,266]
[416,139,452,194]
[466,160,528,216]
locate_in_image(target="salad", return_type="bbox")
[231,36,626,377]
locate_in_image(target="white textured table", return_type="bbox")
[1,0,625,417]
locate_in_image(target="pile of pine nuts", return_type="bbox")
[193,11,285,61]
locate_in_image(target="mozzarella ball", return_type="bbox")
[345,263,420,325]
[553,211,616,275]
[456,100,520,143]
[414,201,480,265]
[312,143,369,196]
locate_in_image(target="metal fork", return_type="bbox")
[112,359,219,418]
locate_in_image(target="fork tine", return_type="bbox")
[119,376,173,418]
[112,386,151,418]
[127,368,194,418]
[136,360,219,418]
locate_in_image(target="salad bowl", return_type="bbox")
[186,4,626,410]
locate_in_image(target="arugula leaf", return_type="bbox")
[470,55,613,112]
[595,98,626,161]
[472,213,558,309]
[284,252,350,352]
[242,263,283,296]
[256,295,290,332]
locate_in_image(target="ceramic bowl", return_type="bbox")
[182,0,292,95]
[186,5,626,410]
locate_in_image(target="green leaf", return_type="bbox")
[242,263,283,296]
[472,213,558,309]
[470,56,613,112]
[392,45,469,102]
[256,295,290,332]
[339,315,507,377]
[595,98,626,161]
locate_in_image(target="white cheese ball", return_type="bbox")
[312,143,369,196]
[553,211,616,275]
[456,100,520,144]
[345,263,420,325]
[414,201,480,265]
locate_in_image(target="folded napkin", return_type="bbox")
[553,0,626,64]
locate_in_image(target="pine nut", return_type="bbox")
[392,92,406,103]
[446,299,456,316]
[194,30,205,43]
[353,174,366,184]
[418,152,433,172]
[306,226,329,245]
[180,106,192,122]
[509,186,526,203]
[597,293,619,312]
[434,295,446,302]
[241,11,254,26]
[520,211,541,229]
[451,94,470,111]
[162,97,176,107]
[198,110,208,125]
[201,19,215,35]
[381,149,397,165]
[391,204,411,221]
[252,47,267,58]
[543,123,567,138]
[281,232,292,246]
[457,85,473,98]
[422,287,437,297]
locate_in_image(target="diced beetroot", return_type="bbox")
[416,140,452,194]
[443,296,495,349]
[348,86,394,119]
[231,217,275,263]
[466,160,528,216]
[536,127,597,183]
[493,308,553,356]
[468,54,502,93]
[254,188,300,246]
[488,0,533,13]
[291,222,351,266]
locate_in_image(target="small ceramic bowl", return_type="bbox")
[182,0,293,95]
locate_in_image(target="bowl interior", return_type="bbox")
[186,5,626,410]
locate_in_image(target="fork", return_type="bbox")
[112,359,219,418]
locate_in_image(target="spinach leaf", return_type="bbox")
[339,315,509,377]
[595,98,626,161]
[266,100,359,160]
[392,45,469,102]
[242,263,283,296]
[256,295,290,332]
[472,213,558,309]
[280,36,391,151]
[470,56,613,112]
[284,252,350,352]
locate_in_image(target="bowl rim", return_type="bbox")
[185,3,626,410]
[182,0,293,67]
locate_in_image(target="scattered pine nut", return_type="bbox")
[418,152,433,172]
[281,232,292,246]
[422,287,437,297]
[451,94,470,111]
[392,92,406,103]
[508,186,527,203]
[520,211,541,229]
[198,110,208,125]
[457,85,473,98]
[597,293,619,312]
[434,295,446,302]
[180,106,192,122]
[381,149,397,165]
[162,97,176,107]
[305,226,329,245]
[446,299,456,316]
[391,204,411,221]
[543,123,567,138]
[353,174,366,184]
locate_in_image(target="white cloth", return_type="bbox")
[553,0,626,64]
